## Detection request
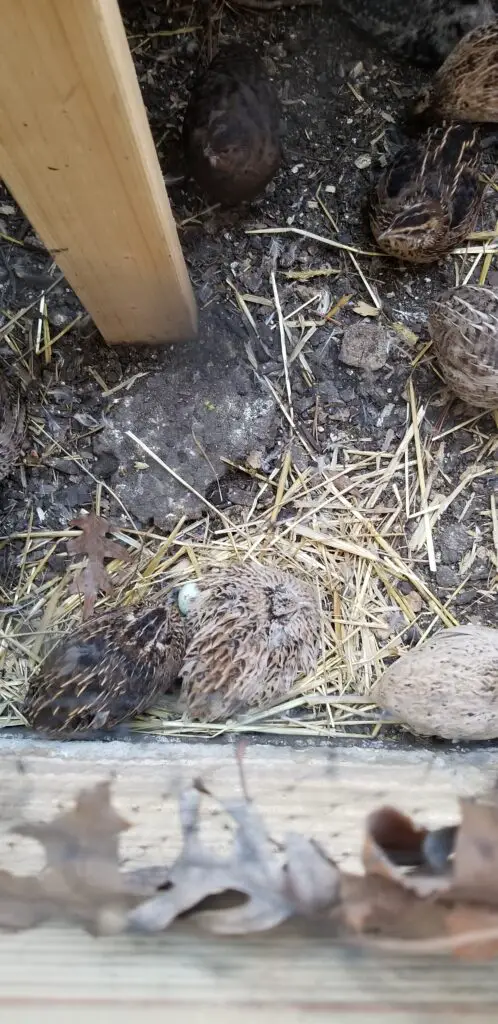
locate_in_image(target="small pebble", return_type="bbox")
[437,524,471,565]
[436,566,459,589]
[339,322,393,372]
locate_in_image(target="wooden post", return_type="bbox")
[0,0,197,344]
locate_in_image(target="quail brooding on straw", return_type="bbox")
[182,43,282,206]
[371,624,498,741]
[0,375,25,482]
[23,600,186,736]
[179,563,320,721]
[409,22,498,129]
[370,122,483,263]
[428,284,498,411]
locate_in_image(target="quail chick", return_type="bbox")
[0,375,25,482]
[332,0,495,66]
[410,22,498,128]
[182,43,282,206]
[371,625,498,741]
[23,600,186,736]
[370,122,482,263]
[179,563,320,720]
[428,284,498,410]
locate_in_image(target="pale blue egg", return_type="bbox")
[177,581,200,616]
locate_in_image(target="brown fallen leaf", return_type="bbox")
[0,872,52,932]
[445,905,498,961]
[4,781,152,935]
[450,792,498,907]
[339,871,450,943]
[68,512,132,619]
[363,805,450,897]
[129,783,340,935]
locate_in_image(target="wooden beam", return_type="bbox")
[0,738,495,1019]
[0,0,197,344]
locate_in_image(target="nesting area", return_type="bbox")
[0,0,497,742]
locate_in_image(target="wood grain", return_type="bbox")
[0,736,497,1019]
[0,0,197,344]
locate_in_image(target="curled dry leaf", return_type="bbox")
[68,512,132,620]
[129,783,340,936]
[422,826,458,874]
[363,805,450,897]
[351,788,498,960]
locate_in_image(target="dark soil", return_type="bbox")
[0,0,496,633]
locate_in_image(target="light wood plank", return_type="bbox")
[0,737,497,1019]
[0,0,197,344]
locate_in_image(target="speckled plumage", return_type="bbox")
[182,43,282,206]
[0,375,25,482]
[371,625,498,741]
[428,284,498,410]
[370,122,482,263]
[411,22,498,127]
[333,0,495,66]
[180,563,320,721]
[23,601,186,736]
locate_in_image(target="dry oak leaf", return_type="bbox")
[355,792,498,960]
[445,905,498,961]
[129,783,340,935]
[0,781,152,935]
[431,790,498,959]
[0,872,53,932]
[339,871,450,944]
[363,805,450,898]
[68,512,132,619]
[332,806,454,946]
[450,794,498,907]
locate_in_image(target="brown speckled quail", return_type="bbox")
[332,0,495,66]
[428,284,498,410]
[182,43,282,206]
[410,22,498,128]
[370,122,482,263]
[23,600,186,736]
[371,624,498,741]
[0,375,25,482]
[180,563,320,721]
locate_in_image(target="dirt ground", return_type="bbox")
[0,0,497,632]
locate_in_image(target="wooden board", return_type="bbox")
[0,736,498,1020]
[0,0,197,344]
